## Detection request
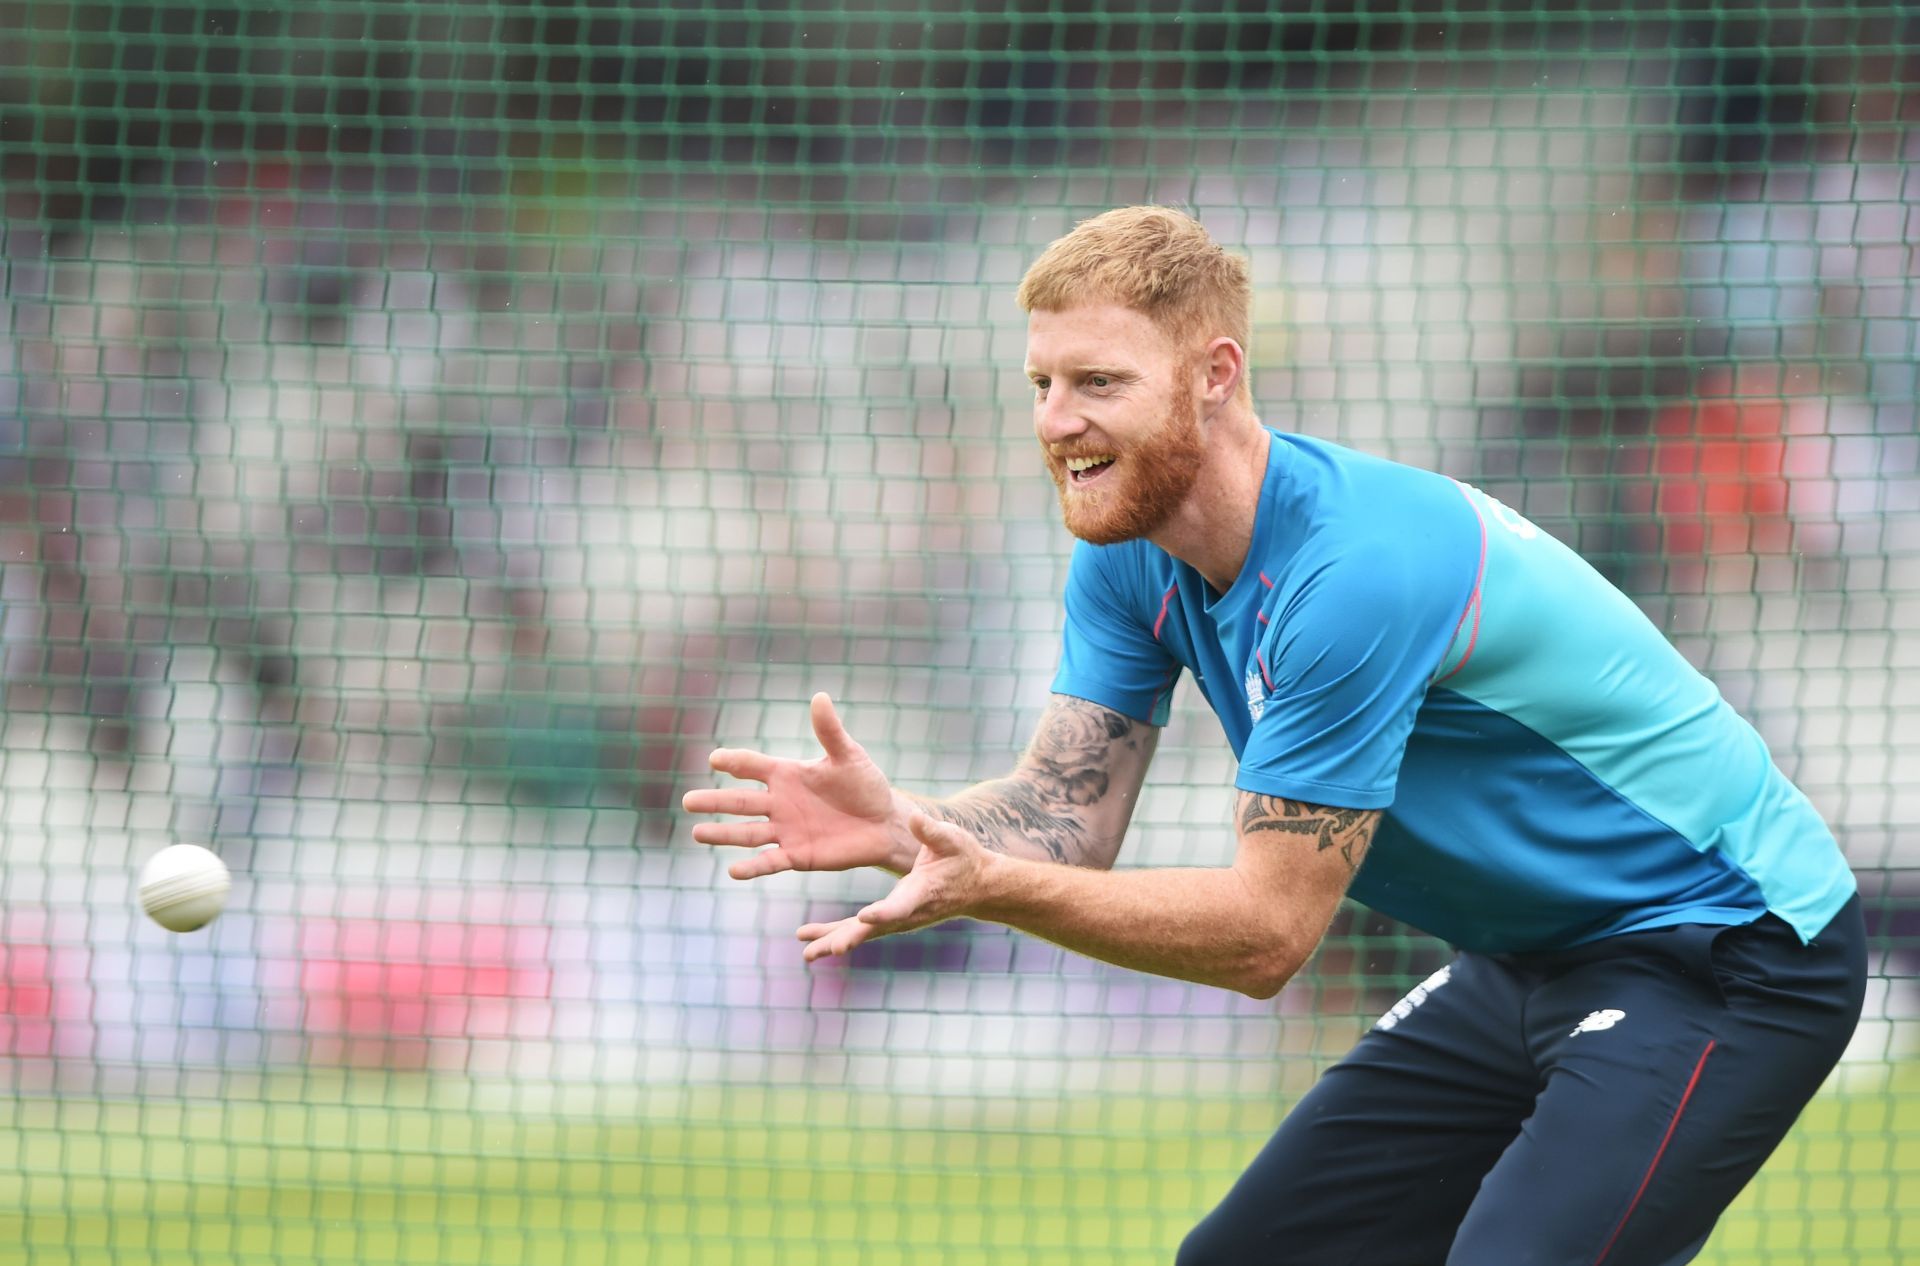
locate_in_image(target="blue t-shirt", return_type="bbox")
[1052,430,1856,953]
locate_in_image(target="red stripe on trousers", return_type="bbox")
[1593,1039,1717,1265]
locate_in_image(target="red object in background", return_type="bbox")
[1646,386,1792,557]
[297,918,552,1069]
[0,942,55,1057]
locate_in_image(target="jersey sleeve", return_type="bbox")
[1237,508,1482,808]
[1050,541,1182,726]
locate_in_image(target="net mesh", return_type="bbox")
[0,2,1914,1262]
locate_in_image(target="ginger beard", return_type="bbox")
[1042,376,1206,545]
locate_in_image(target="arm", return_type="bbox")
[905,694,1157,870]
[684,692,1154,879]
[800,792,1380,1000]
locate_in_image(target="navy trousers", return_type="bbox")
[1178,897,1867,1266]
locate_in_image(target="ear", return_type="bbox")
[1198,336,1246,412]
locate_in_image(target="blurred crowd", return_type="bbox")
[0,1,1911,1087]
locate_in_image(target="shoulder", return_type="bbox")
[1065,537,1179,606]
[1268,438,1483,598]
[1285,434,1475,517]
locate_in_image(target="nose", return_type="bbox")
[1034,389,1087,447]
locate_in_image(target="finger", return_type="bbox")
[690,820,778,848]
[809,692,863,762]
[796,915,869,944]
[681,787,772,817]
[800,918,878,962]
[729,850,795,881]
[708,747,776,782]
[909,812,969,851]
[858,897,912,926]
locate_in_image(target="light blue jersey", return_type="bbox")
[1052,431,1855,953]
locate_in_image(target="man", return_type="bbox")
[683,206,1864,1264]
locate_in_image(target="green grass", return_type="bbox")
[0,1064,1911,1264]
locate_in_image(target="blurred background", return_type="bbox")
[0,1,1913,1262]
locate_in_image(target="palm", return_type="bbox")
[796,814,987,961]
[684,693,908,878]
[763,745,895,868]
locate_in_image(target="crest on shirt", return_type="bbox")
[1244,666,1267,722]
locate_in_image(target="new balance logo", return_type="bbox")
[1570,1009,1627,1036]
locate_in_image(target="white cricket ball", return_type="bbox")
[138,844,232,933]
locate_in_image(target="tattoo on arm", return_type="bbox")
[1237,794,1377,874]
[917,697,1146,868]
[918,783,1086,867]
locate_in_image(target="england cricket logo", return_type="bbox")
[1245,666,1266,722]
[1374,965,1453,1032]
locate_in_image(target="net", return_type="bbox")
[0,2,1913,1262]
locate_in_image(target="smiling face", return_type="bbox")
[1026,303,1208,545]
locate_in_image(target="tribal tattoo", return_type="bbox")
[1236,794,1378,874]
[914,697,1149,868]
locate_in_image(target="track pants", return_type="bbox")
[1177,897,1867,1266]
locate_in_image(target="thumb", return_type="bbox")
[810,692,863,762]
[909,812,969,853]
[859,871,928,926]
[859,893,913,926]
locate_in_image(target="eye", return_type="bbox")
[1088,375,1111,389]
[1033,378,1050,397]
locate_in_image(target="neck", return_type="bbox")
[1149,413,1270,594]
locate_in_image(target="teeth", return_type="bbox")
[1064,456,1114,473]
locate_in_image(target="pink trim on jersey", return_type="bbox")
[1152,583,1178,641]
[1433,482,1488,686]
[1258,570,1276,590]
[1256,648,1274,690]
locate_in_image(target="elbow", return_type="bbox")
[1082,829,1125,871]
[1234,968,1291,1001]
[1231,944,1306,1000]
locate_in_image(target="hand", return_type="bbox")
[797,814,994,961]
[682,692,914,878]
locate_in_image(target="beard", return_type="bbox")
[1042,385,1207,545]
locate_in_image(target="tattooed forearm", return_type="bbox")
[1236,795,1379,874]
[913,697,1152,869]
[913,778,1090,866]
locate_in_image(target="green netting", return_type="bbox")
[0,2,1913,1262]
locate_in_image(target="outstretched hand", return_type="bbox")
[796,813,995,961]
[682,692,913,878]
